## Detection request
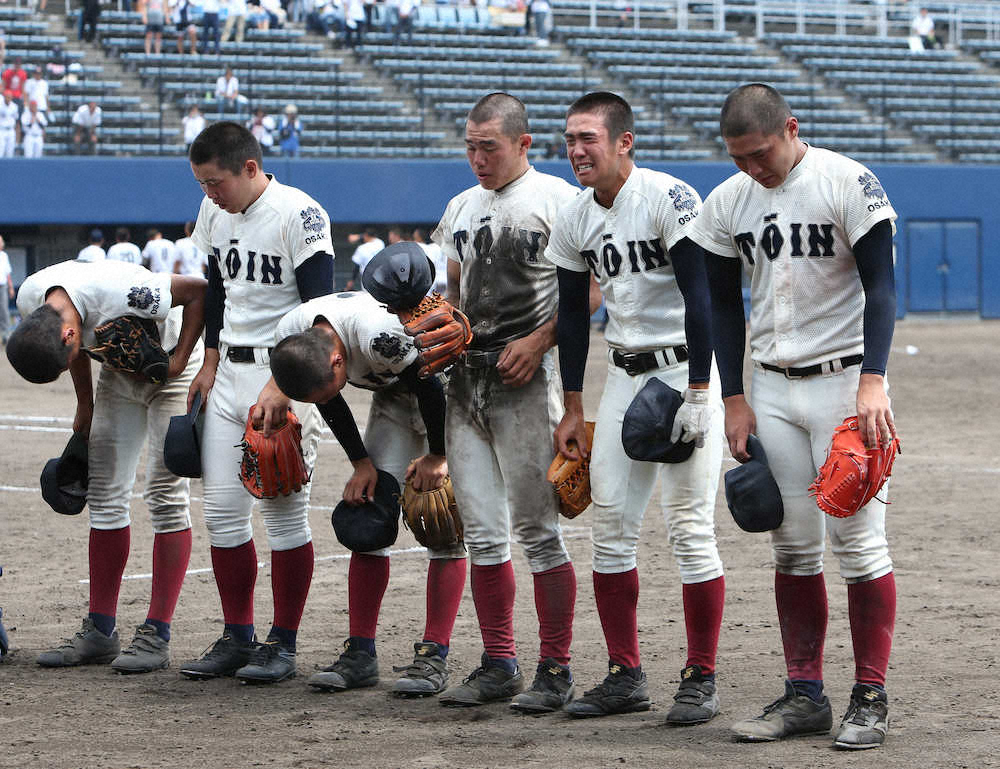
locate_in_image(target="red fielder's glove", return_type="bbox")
[809,416,900,518]
[395,292,474,378]
[238,409,310,499]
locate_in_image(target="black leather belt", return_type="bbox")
[760,354,864,379]
[462,349,502,369]
[226,346,270,363]
[611,346,689,376]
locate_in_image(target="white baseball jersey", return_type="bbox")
[432,166,577,349]
[0,251,12,284]
[17,260,181,348]
[77,244,106,262]
[191,174,334,349]
[143,238,176,274]
[0,100,17,132]
[691,145,897,369]
[545,166,700,351]
[350,238,384,272]
[20,110,47,139]
[107,242,143,265]
[276,291,418,391]
[419,241,448,295]
[174,236,207,276]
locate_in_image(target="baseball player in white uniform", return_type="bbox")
[545,92,725,723]
[431,93,580,712]
[142,229,177,274]
[0,91,18,158]
[19,100,46,158]
[7,260,206,674]
[268,284,467,697]
[0,235,15,344]
[178,121,334,685]
[345,229,384,290]
[689,84,899,750]
[77,229,106,262]
[174,221,208,276]
[106,227,143,265]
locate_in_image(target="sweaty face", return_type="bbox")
[465,118,529,191]
[564,111,630,191]
[724,118,803,189]
[190,159,255,214]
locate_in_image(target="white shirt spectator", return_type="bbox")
[215,74,240,100]
[912,12,934,37]
[72,103,102,129]
[183,112,206,145]
[107,242,143,265]
[77,244,107,262]
[23,75,49,113]
[228,0,248,14]
[203,0,220,12]
[248,113,276,148]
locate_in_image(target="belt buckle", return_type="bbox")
[782,366,805,380]
[619,352,644,376]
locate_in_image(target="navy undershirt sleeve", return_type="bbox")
[397,362,447,456]
[669,237,713,384]
[853,219,896,376]
[555,266,592,392]
[204,253,225,349]
[294,251,335,302]
[704,253,747,398]
[316,393,368,462]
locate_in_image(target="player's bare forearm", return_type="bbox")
[68,352,95,437]
[723,394,756,462]
[252,377,291,436]
[555,393,588,460]
[856,373,896,449]
[405,453,448,492]
[497,318,553,387]
[344,457,378,504]
[188,348,219,410]
[446,259,461,307]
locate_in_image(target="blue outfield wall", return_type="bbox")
[1,157,997,317]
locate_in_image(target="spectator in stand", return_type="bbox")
[247,106,276,152]
[107,227,143,265]
[23,67,48,117]
[46,45,68,81]
[223,0,248,42]
[531,0,551,43]
[215,65,242,119]
[1,56,26,112]
[72,100,102,155]
[344,227,384,289]
[182,104,206,146]
[202,0,223,54]
[278,103,302,156]
[911,7,942,49]
[344,0,365,46]
[0,28,6,70]
[141,0,168,55]
[0,234,13,346]
[142,228,176,274]
[260,0,287,28]
[173,0,199,53]
[363,0,375,30]
[0,91,17,157]
[173,221,208,276]
[77,229,107,263]
[395,0,416,44]
[306,0,344,39]
[383,0,400,33]
[20,99,46,158]
[80,0,102,43]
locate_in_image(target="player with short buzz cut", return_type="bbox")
[689,83,899,750]
[267,269,467,698]
[545,91,726,723]
[178,121,335,685]
[7,259,206,674]
[432,92,582,713]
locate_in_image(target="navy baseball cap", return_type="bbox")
[89,228,103,242]
[163,391,204,478]
[724,434,784,533]
[332,469,400,552]
[361,242,435,308]
[40,432,89,515]
[621,376,696,464]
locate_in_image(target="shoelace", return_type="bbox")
[247,642,283,665]
[200,636,239,661]
[761,691,797,715]
[123,632,162,655]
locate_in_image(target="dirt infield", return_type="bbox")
[1,319,996,769]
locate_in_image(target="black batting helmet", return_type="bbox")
[361,242,435,309]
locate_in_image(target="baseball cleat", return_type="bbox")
[179,633,255,680]
[731,680,833,742]
[665,664,721,726]
[36,617,121,667]
[235,637,296,684]
[308,638,379,692]
[510,658,575,714]
[833,683,889,750]
[111,623,170,674]
[391,641,448,697]
[564,662,650,718]
[439,653,524,706]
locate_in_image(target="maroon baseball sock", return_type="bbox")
[146,528,192,626]
[471,561,516,660]
[593,568,640,669]
[682,574,725,675]
[775,571,828,681]
[348,552,389,639]
[848,571,896,688]
[210,540,258,626]
[271,541,314,632]
[422,557,466,648]
[88,526,131,620]
[533,561,576,666]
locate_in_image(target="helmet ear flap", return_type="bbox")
[362,242,435,308]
